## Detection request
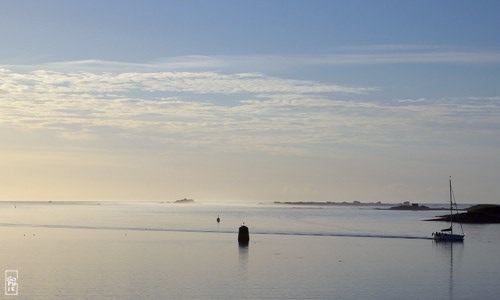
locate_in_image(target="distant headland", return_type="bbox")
[272,201,459,211]
[273,201,386,207]
[426,204,500,224]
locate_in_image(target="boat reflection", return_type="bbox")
[434,241,463,300]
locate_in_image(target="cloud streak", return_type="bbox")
[168,47,499,67]
[6,45,499,75]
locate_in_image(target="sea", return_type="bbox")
[0,201,498,299]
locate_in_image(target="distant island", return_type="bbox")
[426,204,500,224]
[390,203,431,210]
[386,201,455,211]
[174,198,195,204]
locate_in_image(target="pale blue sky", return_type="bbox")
[1,1,499,203]
[2,1,500,60]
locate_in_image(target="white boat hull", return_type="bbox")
[432,177,465,242]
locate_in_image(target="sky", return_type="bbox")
[1,0,499,203]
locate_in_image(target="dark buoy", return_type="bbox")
[217,215,220,223]
[238,224,249,245]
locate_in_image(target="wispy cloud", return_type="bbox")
[0,67,372,95]
[1,64,499,156]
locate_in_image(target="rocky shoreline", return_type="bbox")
[426,204,500,224]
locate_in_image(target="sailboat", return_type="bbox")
[432,177,465,242]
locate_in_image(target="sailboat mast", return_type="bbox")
[449,176,453,235]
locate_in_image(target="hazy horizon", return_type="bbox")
[1,1,499,204]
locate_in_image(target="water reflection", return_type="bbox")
[433,242,464,300]
[238,244,249,284]
[238,244,249,268]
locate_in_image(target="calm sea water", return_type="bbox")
[0,201,498,299]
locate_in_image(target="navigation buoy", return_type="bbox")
[238,224,249,245]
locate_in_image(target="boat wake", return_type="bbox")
[256,231,433,240]
[0,223,432,240]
